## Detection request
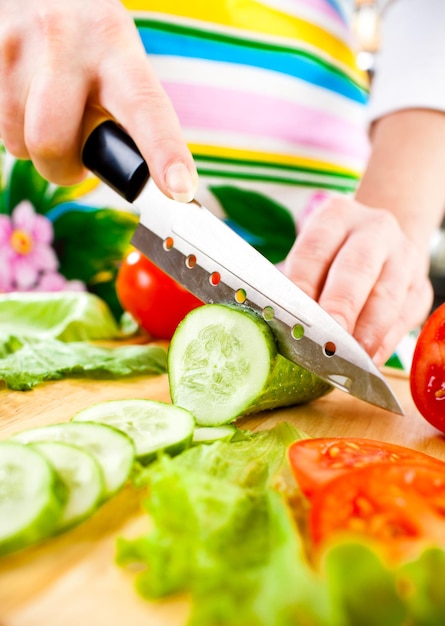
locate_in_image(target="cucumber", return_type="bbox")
[72,399,195,464]
[30,442,105,530]
[192,425,237,445]
[12,422,135,498]
[0,441,66,556]
[169,304,277,426]
[244,353,332,414]
[168,304,332,426]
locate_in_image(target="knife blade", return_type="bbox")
[82,120,403,415]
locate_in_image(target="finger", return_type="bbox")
[350,244,417,356]
[283,198,350,300]
[317,208,403,334]
[24,61,90,185]
[373,277,433,366]
[97,27,198,202]
[0,20,29,158]
[318,223,409,337]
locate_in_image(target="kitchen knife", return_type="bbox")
[82,120,403,415]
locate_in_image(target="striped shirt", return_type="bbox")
[123,0,370,262]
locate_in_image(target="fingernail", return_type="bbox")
[165,162,197,203]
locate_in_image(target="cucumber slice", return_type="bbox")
[169,304,277,426]
[72,399,195,464]
[168,303,332,425]
[192,425,237,445]
[0,441,65,556]
[12,422,135,498]
[30,442,105,530]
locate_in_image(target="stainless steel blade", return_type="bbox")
[131,180,403,415]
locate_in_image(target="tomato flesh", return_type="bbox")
[116,249,202,339]
[410,303,445,432]
[288,437,444,499]
[309,462,445,563]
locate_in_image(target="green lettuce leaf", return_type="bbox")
[0,336,167,390]
[397,547,445,624]
[116,421,445,626]
[117,424,333,626]
[323,542,406,626]
[0,291,125,343]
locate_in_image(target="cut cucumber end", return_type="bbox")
[12,422,135,498]
[192,425,237,445]
[0,441,66,556]
[245,354,332,414]
[72,398,195,464]
[168,304,277,426]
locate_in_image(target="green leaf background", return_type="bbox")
[51,205,137,318]
[210,185,296,264]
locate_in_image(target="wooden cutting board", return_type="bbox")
[1,364,444,626]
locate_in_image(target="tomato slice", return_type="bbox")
[309,462,445,563]
[410,302,445,433]
[288,437,444,499]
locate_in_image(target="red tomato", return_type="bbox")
[116,249,202,339]
[410,303,445,432]
[309,462,445,563]
[288,437,445,499]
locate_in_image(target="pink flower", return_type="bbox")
[0,201,87,293]
[34,272,86,292]
[0,247,13,292]
[0,201,59,291]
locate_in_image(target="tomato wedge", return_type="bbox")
[309,462,445,563]
[288,437,445,499]
[410,302,445,433]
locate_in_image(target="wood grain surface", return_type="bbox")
[1,364,444,626]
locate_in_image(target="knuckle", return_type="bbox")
[372,277,395,303]
[128,82,167,113]
[26,136,65,162]
[368,207,399,234]
[89,2,132,39]
[309,197,343,224]
[25,120,70,162]
[34,6,68,43]
[322,196,349,215]
[403,240,424,269]
[341,246,378,278]
[0,27,22,69]
[295,228,334,263]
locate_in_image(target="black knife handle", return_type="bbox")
[82,120,149,202]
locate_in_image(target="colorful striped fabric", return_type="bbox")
[123,0,370,261]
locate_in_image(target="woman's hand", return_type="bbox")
[0,0,197,200]
[283,196,433,365]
